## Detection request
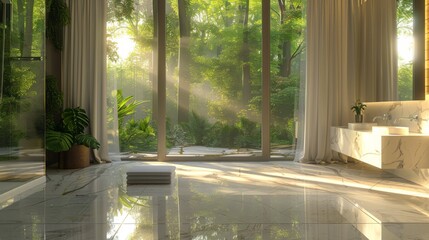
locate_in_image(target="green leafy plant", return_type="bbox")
[0,114,24,148]
[46,75,63,130]
[46,107,100,152]
[116,89,144,127]
[234,117,261,148]
[114,90,156,152]
[182,112,210,145]
[167,123,189,148]
[350,99,367,115]
[119,117,156,152]
[203,118,262,149]
[46,0,70,50]
[271,119,295,145]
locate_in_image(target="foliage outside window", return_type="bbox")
[106,0,305,158]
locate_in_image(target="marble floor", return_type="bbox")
[0,161,429,239]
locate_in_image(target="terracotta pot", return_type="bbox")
[60,145,90,169]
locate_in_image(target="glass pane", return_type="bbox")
[269,0,306,160]
[10,0,45,57]
[165,0,262,159]
[0,0,45,182]
[106,0,158,160]
[397,0,413,101]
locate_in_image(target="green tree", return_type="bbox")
[177,0,192,123]
[275,0,305,77]
[106,0,306,152]
[398,63,412,100]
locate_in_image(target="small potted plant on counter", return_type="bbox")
[351,99,367,123]
[46,107,100,169]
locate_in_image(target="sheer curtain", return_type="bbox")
[62,0,110,163]
[295,0,397,163]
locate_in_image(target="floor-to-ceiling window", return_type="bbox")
[269,1,305,159]
[106,0,306,161]
[107,0,158,158]
[164,0,263,160]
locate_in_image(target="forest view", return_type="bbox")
[106,0,305,159]
[106,0,414,158]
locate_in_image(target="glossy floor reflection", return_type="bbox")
[0,161,429,239]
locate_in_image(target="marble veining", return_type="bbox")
[365,100,429,187]
[0,161,429,239]
[365,101,429,134]
[331,126,429,169]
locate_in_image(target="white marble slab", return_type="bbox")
[363,100,429,187]
[331,127,382,168]
[331,126,429,169]
[348,122,377,130]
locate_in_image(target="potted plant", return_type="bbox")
[46,107,100,168]
[351,99,367,123]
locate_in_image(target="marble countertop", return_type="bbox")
[332,126,429,169]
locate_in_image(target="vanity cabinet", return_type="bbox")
[331,127,429,169]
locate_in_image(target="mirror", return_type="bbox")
[399,0,425,101]
[358,0,424,102]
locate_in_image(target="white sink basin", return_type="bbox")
[372,126,409,135]
[348,123,377,131]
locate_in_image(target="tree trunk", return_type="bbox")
[241,0,251,106]
[23,0,35,57]
[17,0,25,55]
[177,0,191,123]
[278,0,292,78]
[280,41,291,77]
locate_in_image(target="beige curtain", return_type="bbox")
[295,0,397,163]
[62,0,109,163]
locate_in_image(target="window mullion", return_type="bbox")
[262,0,271,160]
[157,0,167,161]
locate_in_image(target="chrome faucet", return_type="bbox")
[372,113,392,124]
[394,114,419,125]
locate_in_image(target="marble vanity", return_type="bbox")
[331,125,429,169]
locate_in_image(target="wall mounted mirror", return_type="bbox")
[358,0,424,102]
[400,0,425,101]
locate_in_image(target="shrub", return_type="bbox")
[234,117,261,148]
[119,117,156,152]
[182,112,210,145]
[271,118,295,145]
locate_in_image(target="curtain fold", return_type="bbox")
[62,0,110,163]
[295,0,396,163]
